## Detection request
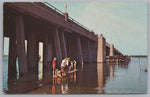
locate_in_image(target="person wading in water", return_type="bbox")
[52,57,57,77]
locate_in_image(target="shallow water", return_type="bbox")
[3,57,147,94]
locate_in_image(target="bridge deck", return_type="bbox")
[5,2,97,41]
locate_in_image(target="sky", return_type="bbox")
[47,1,148,55]
[3,2,147,56]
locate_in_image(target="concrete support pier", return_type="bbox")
[53,28,62,65]
[87,40,92,63]
[15,15,28,75]
[59,30,67,58]
[97,36,106,63]
[110,44,114,56]
[76,35,83,65]
[8,31,17,78]
[47,34,53,62]
[27,32,39,71]
[43,32,49,68]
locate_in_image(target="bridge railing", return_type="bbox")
[43,2,95,35]
[68,16,91,33]
[43,2,64,15]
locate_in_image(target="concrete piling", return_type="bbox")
[15,15,28,76]
[97,36,106,63]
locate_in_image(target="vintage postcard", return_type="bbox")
[3,1,147,94]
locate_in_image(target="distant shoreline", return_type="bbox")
[3,55,8,58]
[129,55,147,57]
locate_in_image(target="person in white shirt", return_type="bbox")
[61,58,67,76]
[66,57,70,66]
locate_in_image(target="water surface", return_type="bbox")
[3,57,147,94]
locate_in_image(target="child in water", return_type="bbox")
[52,57,57,76]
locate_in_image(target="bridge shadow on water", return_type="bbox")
[3,57,147,94]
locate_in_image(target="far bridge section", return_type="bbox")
[106,56,131,63]
[97,36,125,62]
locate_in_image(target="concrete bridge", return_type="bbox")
[4,2,123,77]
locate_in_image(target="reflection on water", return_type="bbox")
[3,57,147,94]
[97,63,104,93]
[38,61,43,80]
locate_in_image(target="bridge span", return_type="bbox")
[4,2,123,76]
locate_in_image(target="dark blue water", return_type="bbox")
[3,57,147,94]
